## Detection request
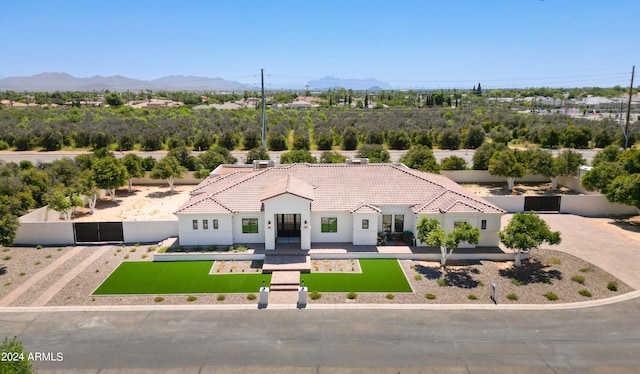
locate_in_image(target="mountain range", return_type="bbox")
[0,73,394,92]
[0,73,249,92]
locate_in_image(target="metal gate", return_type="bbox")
[523,196,561,212]
[74,222,124,243]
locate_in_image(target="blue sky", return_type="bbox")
[1,0,638,89]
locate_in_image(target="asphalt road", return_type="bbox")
[2,299,640,373]
[0,148,598,166]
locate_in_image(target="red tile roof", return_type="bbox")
[175,163,505,215]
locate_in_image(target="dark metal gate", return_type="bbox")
[524,196,561,212]
[74,222,124,243]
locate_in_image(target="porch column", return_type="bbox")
[265,214,275,250]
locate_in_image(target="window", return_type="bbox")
[382,215,392,232]
[321,217,337,233]
[481,219,487,230]
[203,219,209,229]
[213,219,219,230]
[362,219,369,230]
[242,218,259,233]
[192,220,198,230]
[394,215,404,233]
[454,220,467,228]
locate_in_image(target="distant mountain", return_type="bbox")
[0,73,249,91]
[308,76,392,91]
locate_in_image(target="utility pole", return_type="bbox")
[261,68,266,149]
[624,65,635,150]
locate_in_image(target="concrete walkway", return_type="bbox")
[0,246,84,307]
[504,213,640,290]
[30,245,112,306]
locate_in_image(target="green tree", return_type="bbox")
[45,187,84,221]
[556,149,585,177]
[319,151,347,164]
[605,174,640,210]
[592,145,621,167]
[74,169,100,214]
[499,212,561,267]
[440,155,466,170]
[0,336,36,374]
[439,130,461,150]
[151,156,185,192]
[0,205,19,246]
[91,157,128,201]
[267,134,288,151]
[292,134,311,151]
[399,145,439,173]
[356,144,390,163]
[416,217,480,266]
[105,91,124,106]
[617,148,640,174]
[488,150,525,192]
[245,147,270,164]
[315,131,334,150]
[581,162,625,194]
[472,142,508,170]
[342,127,358,150]
[527,149,562,190]
[463,126,485,149]
[122,153,145,193]
[280,150,316,164]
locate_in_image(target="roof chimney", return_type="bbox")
[253,160,276,171]
[346,158,369,165]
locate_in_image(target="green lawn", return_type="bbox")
[301,259,411,292]
[93,261,270,295]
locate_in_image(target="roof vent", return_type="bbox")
[253,160,276,171]
[346,158,369,165]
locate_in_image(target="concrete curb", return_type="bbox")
[2,289,639,313]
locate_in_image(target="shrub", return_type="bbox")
[141,254,148,259]
[45,254,52,259]
[478,280,485,287]
[186,296,197,302]
[130,248,136,253]
[607,281,618,291]
[158,246,168,253]
[34,261,40,265]
[414,274,422,281]
[468,294,478,300]
[236,245,248,252]
[3,256,11,261]
[154,297,164,302]
[208,245,218,251]
[19,272,25,276]
[511,278,522,286]
[579,267,590,272]
[544,292,559,301]
[578,289,592,297]
[246,294,256,301]
[4,282,11,286]
[543,278,553,284]
[437,278,448,287]
[571,275,585,284]
[309,291,322,300]
[548,257,561,265]
[147,246,155,252]
[425,293,436,300]
[506,293,518,301]
[385,294,395,300]
[217,294,226,301]
[36,244,43,249]
[56,247,64,252]
[346,291,357,300]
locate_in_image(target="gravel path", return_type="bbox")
[0,243,632,308]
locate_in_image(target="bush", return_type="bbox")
[607,281,618,291]
[217,294,226,301]
[309,291,322,300]
[246,294,257,301]
[548,257,561,265]
[578,289,592,297]
[571,275,585,284]
[425,293,436,300]
[385,294,395,300]
[511,278,522,286]
[154,296,164,302]
[467,294,478,300]
[346,291,357,300]
[543,292,559,301]
[506,293,518,301]
[437,278,448,287]
[186,296,197,302]
[414,274,422,281]
[579,267,590,272]
[0,336,35,374]
[236,245,248,252]
[440,155,467,170]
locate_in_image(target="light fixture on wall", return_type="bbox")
[267,220,272,229]
[303,220,308,229]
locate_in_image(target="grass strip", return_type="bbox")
[301,259,411,292]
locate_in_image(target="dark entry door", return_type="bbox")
[524,196,561,212]
[74,222,124,243]
[277,214,301,237]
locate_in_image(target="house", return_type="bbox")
[174,163,505,250]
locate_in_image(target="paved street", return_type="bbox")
[2,299,640,373]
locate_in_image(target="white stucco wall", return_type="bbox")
[560,195,638,216]
[232,213,265,244]
[122,221,178,244]
[311,211,353,243]
[177,214,233,246]
[14,222,75,245]
[413,213,501,248]
[483,196,526,213]
[352,213,379,245]
[441,170,549,184]
[376,206,416,233]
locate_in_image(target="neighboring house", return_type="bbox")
[174,163,505,250]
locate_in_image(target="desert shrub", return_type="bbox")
[437,278,448,287]
[543,292,559,301]
[571,275,585,284]
[578,289,592,297]
[154,297,164,302]
[217,294,226,301]
[579,267,590,272]
[246,294,257,301]
[414,274,422,281]
[309,291,322,300]
[607,281,618,291]
[425,293,436,300]
[548,257,561,265]
[511,278,522,286]
[385,294,395,300]
[346,291,357,300]
[186,296,197,302]
[467,294,478,300]
[236,245,248,252]
[506,293,518,301]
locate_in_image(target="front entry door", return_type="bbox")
[277,214,301,237]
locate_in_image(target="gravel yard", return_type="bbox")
[461,182,580,196]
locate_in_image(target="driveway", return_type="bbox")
[502,213,640,289]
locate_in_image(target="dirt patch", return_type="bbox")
[71,185,191,222]
[586,215,640,245]
[461,182,580,196]
[311,258,361,273]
